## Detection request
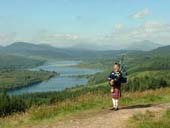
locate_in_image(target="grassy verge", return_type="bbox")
[128,109,170,128]
[1,83,170,128]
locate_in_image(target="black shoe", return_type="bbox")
[114,108,119,111]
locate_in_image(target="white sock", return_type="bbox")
[112,98,116,108]
[115,99,119,108]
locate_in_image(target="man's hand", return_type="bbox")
[109,79,114,86]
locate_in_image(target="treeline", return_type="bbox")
[0,85,110,117]
[88,70,170,93]
[123,70,170,92]
[0,92,27,117]
[128,56,170,73]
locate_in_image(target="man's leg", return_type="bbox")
[110,98,116,110]
[115,99,119,110]
[112,98,116,108]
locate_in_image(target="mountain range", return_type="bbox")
[0,42,128,59]
[150,45,170,55]
[0,41,169,60]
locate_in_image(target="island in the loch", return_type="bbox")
[0,54,58,91]
[0,69,58,91]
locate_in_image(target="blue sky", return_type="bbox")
[0,0,170,49]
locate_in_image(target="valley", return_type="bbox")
[0,42,170,128]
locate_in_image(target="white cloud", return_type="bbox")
[1,21,170,50]
[0,32,16,46]
[114,24,125,29]
[130,8,150,19]
[29,32,86,48]
[48,34,80,40]
[101,21,170,48]
[21,21,170,50]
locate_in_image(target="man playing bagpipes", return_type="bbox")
[108,63,122,111]
[108,55,128,111]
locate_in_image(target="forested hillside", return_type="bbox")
[0,54,45,69]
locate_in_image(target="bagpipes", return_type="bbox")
[119,54,128,84]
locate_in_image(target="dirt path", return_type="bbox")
[30,103,170,128]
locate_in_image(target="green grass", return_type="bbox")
[1,83,170,128]
[129,109,170,128]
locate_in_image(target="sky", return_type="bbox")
[0,0,170,49]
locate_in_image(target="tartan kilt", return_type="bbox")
[111,88,121,99]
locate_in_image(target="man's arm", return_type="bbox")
[108,72,115,86]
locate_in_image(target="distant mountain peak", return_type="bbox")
[7,42,37,48]
[9,42,34,45]
[6,42,58,51]
[151,45,170,53]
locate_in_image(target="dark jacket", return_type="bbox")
[108,71,122,87]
